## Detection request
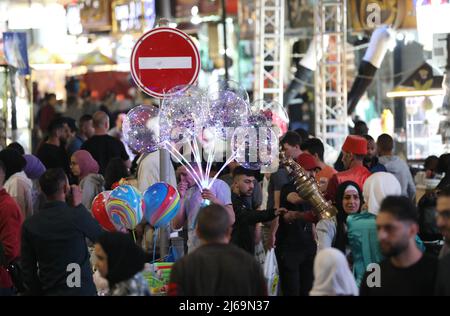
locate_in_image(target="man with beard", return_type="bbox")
[435,186,450,295]
[360,196,438,296]
[230,167,285,254]
[36,118,71,177]
[326,135,371,203]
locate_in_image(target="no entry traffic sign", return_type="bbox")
[130,27,200,98]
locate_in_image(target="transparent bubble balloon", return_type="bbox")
[231,125,279,170]
[208,79,250,104]
[160,85,207,145]
[247,112,272,128]
[207,90,250,135]
[251,100,289,136]
[123,105,162,153]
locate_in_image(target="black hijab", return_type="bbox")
[333,181,364,252]
[97,232,146,287]
[0,149,27,181]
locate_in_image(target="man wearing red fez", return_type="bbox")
[326,135,371,203]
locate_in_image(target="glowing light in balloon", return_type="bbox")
[208,90,250,132]
[123,105,162,153]
[160,85,207,145]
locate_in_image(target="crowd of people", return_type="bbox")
[0,92,449,296]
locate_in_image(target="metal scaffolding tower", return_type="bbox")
[314,0,347,148]
[254,0,285,104]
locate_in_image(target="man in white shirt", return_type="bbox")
[136,150,177,192]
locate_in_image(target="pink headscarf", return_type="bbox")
[72,150,99,180]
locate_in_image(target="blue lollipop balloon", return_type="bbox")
[106,185,143,230]
[143,182,180,228]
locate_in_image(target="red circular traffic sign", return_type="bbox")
[130,27,200,98]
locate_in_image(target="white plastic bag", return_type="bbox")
[263,248,279,296]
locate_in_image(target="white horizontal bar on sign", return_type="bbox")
[138,57,192,69]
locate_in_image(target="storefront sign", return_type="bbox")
[112,0,155,33]
[2,32,30,75]
[80,0,112,32]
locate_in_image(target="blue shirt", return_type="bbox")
[67,135,85,157]
[369,163,387,173]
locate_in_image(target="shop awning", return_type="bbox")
[29,46,71,70]
[387,62,445,98]
[75,51,116,66]
[29,46,66,64]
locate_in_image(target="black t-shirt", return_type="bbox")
[36,143,70,176]
[168,243,267,296]
[360,254,438,296]
[81,135,129,175]
[276,182,316,252]
[435,253,450,296]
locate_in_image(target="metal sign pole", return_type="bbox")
[159,99,170,258]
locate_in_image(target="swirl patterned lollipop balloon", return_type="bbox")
[143,182,180,228]
[92,191,116,232]
[106,185,143,230]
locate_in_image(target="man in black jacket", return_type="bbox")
[168,204,267,296]
[230,167,285,254]
[21,168,103,296]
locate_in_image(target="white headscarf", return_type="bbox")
[310,248,359,296]
[363,172,401,215]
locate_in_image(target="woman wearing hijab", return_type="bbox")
[94,232,150,296]
[347,172,401,285]
[310,248,359,296]
[316,181,363,252]
[23,154,46,214]
[0,149,33,218]
[70,150,105,210]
